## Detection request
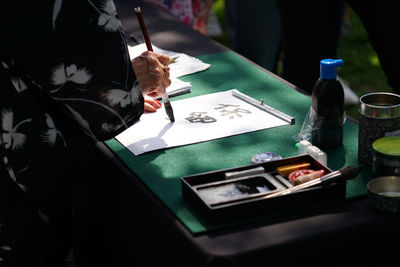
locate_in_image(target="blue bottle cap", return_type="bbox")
[251,152,282,164]
[320,59,344,80]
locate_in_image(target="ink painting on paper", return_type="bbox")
[116,89,290,155]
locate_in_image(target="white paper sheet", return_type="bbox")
[127,43,211,78]
[165,77,191,97]
[116,89,290,155]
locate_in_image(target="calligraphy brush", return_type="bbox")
[134,7,175,122]
[264,165,361,199]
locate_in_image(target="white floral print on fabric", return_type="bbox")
[1,61,28,94]
[64,104,96,139]
[0,223,12,264]
[41,113,67,147]
[0,244,12,264]
[0,0,144,265]
[50,64,92,93]
[52,0,63,31]
[146,0,194,27]
[105,83,142,108]
[51,95,130,133]
[2,156,27,192]
[97,0,122,32]
[1,109,31,151]
[0,62,9,69]
[10,76,28,94]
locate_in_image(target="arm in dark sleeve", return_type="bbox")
[0,0,145,213]
[9,0,144,141]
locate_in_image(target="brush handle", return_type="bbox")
[321,166,361,184]
[265,165,361,199]
[135,7,175,122]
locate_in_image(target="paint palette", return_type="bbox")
[181,154,346,221]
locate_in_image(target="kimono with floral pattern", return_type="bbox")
[145,0,213,34]
[0,0,144,265]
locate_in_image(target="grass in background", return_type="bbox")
[211,0,230,47]
[337,8,391,94]
[337,7,392,119]
[211,1,392,119]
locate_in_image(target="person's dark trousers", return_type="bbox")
[225,0,283,73]
[347,0,400,95]
[277,0,344,94]
[277,0,399,95]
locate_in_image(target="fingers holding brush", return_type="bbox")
[131,51,171,97]
[135,6,175,122]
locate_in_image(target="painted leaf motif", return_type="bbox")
[10,76,28,93]
[51,95,128,132]
[52,0,63,31]
[38,210,50,224]
[2,156,27,192]
[1,61,9,69]
[1,60,28,93]
[1,215,12,264]
[0,245,11,252]
[0,224,12,253]
[65,105,95,139]
[44,113,56,129]
[0,245,12,263]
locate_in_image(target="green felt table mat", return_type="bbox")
[105,51,372,235]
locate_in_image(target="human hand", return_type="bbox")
[144,95,162,112]
[132,51,171,98]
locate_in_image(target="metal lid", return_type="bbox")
[367,176,400,212]
[372,136,400,157]
[359,92,400,118]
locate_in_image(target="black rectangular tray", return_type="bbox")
[181,155,346,221]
